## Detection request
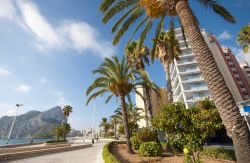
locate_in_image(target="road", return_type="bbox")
[6,142,105,163]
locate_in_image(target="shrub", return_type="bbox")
[104,131,114,138]
[201,147,236,161]
[102,142,120,163]
[137,128,157,144]
[138,142,162,157]
[46,140,68,143]
[130,136,140,150]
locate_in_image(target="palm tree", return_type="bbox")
[156,28,181,102]
[237,24,250,53]
[62,105,73,140]
[125,41,159,125]
[86,56,149,153]
[52,126,64,141]
[100,1,250,161]
[100,117,110,136]
[63,105,73,124]
[109,115,120,139]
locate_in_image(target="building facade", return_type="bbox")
[168,28,250,108]
[135,86,168,128]
[240,61,250,86]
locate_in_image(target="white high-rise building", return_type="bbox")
[170,28,210,108]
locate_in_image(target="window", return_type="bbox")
[240,84,245,88]
[243,91,248,95]
[233,70,237,74]
[236,77,241,81]
[230,64,235,67]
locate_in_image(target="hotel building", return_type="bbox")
[168,28,250,108]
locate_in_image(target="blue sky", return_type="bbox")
[0,0,249,131]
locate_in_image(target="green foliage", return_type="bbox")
[46,140,68,143]
[102,142,120,163]
[153,99,223,159]
[118,125,124,135]
[104,131,115,138]
[52,125,64,141]
[130,136,140,150]
[201,147,236,161]
[136,128,157,144]
[237,24,250,53]
[130,128,157,150]
[138,142,162,157]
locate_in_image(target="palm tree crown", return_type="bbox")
[237,24,250,53]
[63,105,73,118]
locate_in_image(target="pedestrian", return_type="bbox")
[92,138,94,144]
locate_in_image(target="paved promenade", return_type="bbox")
[6,142,105,163]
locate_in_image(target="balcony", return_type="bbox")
[184,86,209,93]
[179,69,200,75]
[181,77,204,83]
[177,59,197,66]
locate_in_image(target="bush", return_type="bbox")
[46,140,68,143]
[201,147,236,161]
[102,142,120,163]
[138,142,162,157]
[130,136,140,150]
[137,128,157,144]
[104,131,114,138]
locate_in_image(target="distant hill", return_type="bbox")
[0,106,65,139]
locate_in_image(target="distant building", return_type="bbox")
[135,86,168,128]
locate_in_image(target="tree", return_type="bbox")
[156,28,181,102]
[109,114,120,139]
[153,99,223,162]
[100,117,110,136]
[237,24,250,53]
[52,126,64,141]
[62,105,73,140]
[62,123,71,138]
[100,1,250,161]
[125,41,159,125]
[86,56,150,153]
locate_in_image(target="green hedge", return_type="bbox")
[201,147,236,161]
[102,142,120,163]
[46,140,68,143]
[138,142,163,157]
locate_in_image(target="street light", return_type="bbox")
[6,104,23,145]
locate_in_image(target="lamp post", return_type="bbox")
[6,104,23,145]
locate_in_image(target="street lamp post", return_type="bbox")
[6,104,23,145]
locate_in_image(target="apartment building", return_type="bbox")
[240,61,250,86]
[169,28,211,108]
[168,28,250,108]
[135,86,168,128]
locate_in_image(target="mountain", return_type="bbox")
[0,106,65,139]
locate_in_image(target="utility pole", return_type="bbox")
[6,104,23,145]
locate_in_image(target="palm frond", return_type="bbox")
[197,0,236,23]
[100,0,116,12]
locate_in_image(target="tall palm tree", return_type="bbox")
[125,41,159,125]
[52,126,64,141]
[62,105,73,140]
[156,28,181,102]
[237,24,250,53]
[63,105,73,124]
[86,56,149,153]
[100,1,250,161]
[100,117,110,135]
[109,114,120,139]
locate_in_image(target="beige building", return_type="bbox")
[135,86,168,128]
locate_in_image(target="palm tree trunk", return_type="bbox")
[120,96,134,153]
[145,88,153,124]
[166,65,174,102]
[175,1,250,162]
[63,118,68,141]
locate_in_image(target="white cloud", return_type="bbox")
[39,77,48,84]
[0,0,115,58]
[0,102,15,117]
[52,90,70,106]
[16,84,31,93]
[0,67,11,78]
[0,0,16,20]
[217,31,232,40]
